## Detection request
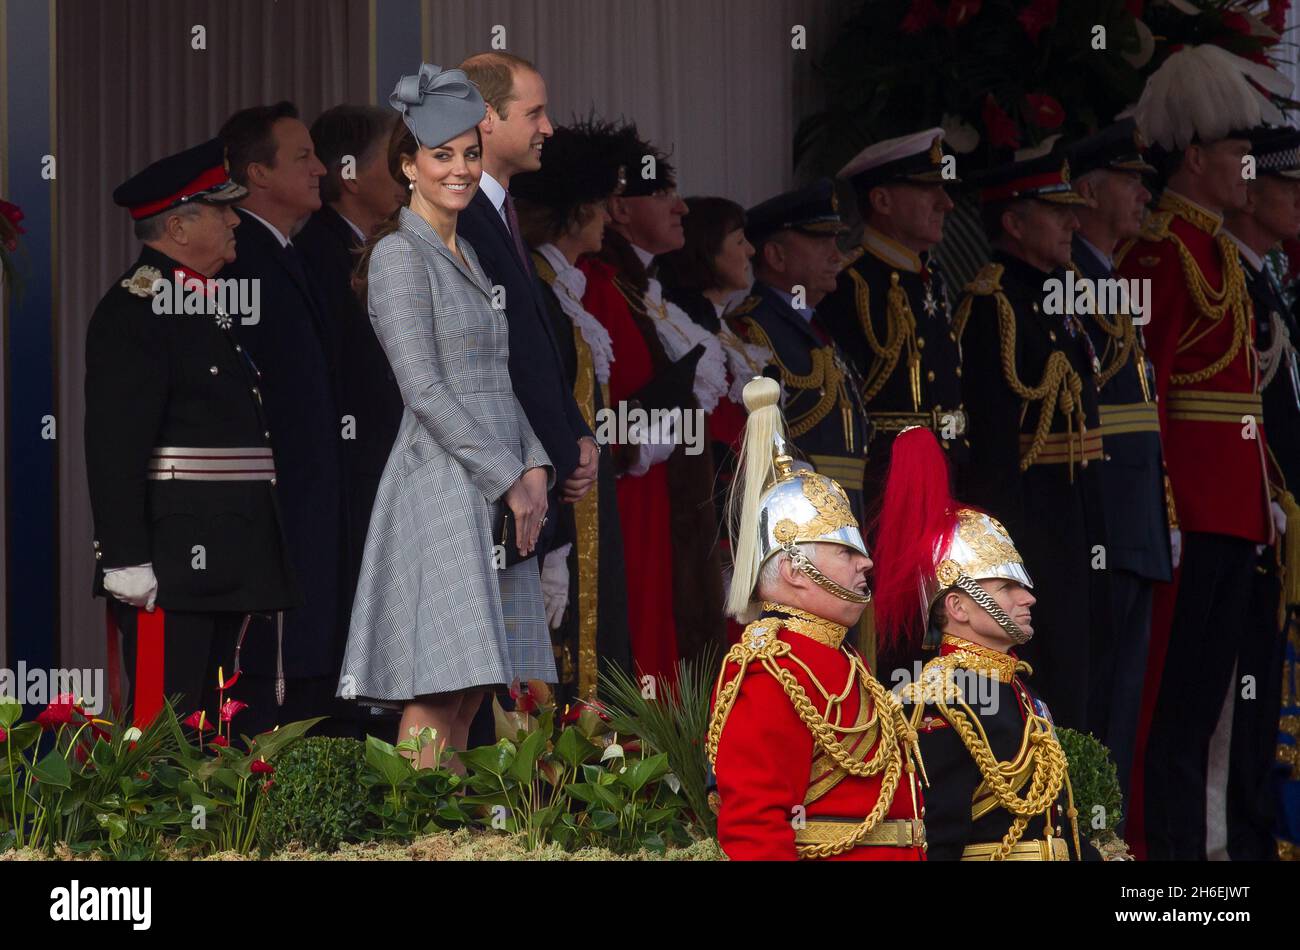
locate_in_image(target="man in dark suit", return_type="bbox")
[295,106,405,616]
[219,101,348,737]
[1067,121,1172,812]
[457,52,597,552]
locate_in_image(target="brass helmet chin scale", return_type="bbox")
[725,377,871,622]
[923,508,1034,649]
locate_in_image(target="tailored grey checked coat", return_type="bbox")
[338,206,557,701]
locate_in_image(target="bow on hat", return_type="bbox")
[390,63,476,115]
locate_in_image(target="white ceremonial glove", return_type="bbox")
[1169,529,1182,571]
[1272,500,1288,538]
[625,409,680,477]
[104,563,158,611]
[540,544,572,630]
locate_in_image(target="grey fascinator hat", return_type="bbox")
[389,62,486,148]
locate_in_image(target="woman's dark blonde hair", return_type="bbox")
[352,119,482,300]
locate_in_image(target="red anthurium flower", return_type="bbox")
[137,771,150,781]
[250,758,274,774]
[0,726,6,741]
[183,710,214,732]
[901,0,942,33]
[1018,0,1059,43]
[982,94,1022,149]
[1025,93,1065,129]
[261,779,275,794]
[220,669,241,691]
[36,700,77,731]
[508,683,539,715]
[945,0,982,29]
[219,699,248,723]
[0,199,24,232]
[210,735,230,747]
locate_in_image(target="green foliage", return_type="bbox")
[596,649,718,837]
[1056,726,1123,836]
[259,736,371,854]
[361,729,469,841]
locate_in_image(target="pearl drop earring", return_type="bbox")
[408,180,415,191]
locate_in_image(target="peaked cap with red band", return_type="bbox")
[113,137,248,220]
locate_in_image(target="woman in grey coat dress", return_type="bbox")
[338,64,555,768]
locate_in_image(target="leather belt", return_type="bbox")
[1099,400,1160,436]
[148,446,276,481]
[794,817,925,849]
[1019,429,1103,465]
[961,837,1070,861]
[808,454,867,492]
[1166,388,1262,424]
[869,407,968,438]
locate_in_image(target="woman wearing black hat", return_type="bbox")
[339,64,554,768]
[509,121,634,703]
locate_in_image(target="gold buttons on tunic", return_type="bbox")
[927,370,936,382]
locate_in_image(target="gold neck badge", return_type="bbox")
[764,602,848,649]
[941,634,1019,682]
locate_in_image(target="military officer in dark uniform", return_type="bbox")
[875,426,1098,860]
[955,152,1105,731]
[729,180,870,522]
[85,139,300,727]
[818,128,967,520]
[1223,123,1300,860]
[1066,120,1172,808]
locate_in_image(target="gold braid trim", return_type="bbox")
[1071,262,1141,390]
[708,620,921,859]
[1167,233,1251,386]
[851,269,921,408]
[903,653,1081,860]
[980,286,1086,472]
[738,317,844,438]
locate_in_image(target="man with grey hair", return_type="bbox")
[85,138,299,727]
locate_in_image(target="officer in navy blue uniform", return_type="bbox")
[1066,120,1173,805]
[955,152,1107,731]
[1223,123,1300,859]
[85,139,300,725]
[728,180,870,522]
[817,128,968,522]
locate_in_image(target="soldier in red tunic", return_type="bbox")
[1116,44,1290,860]
[707,376,925,860]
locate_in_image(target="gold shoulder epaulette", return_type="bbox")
[1139,210,1173,243]
[842,244,867,268]
[961,261,1004,298]
[120,265,164,298]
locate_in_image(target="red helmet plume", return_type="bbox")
[870,427,959,653]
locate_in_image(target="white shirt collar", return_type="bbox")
[478,171,508,223]
[240,208,291,248]
[1225,229,1265,272]
[1076,234,1114,272]
[631,243,656,271]
[337,210,366,243]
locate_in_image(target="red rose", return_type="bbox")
[945,0,982,29]
[1025,93,1066,129]
[1018,0,1059,43]
[250,758,275,774]
[901,0,942,33]
[982,94,1022,149]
